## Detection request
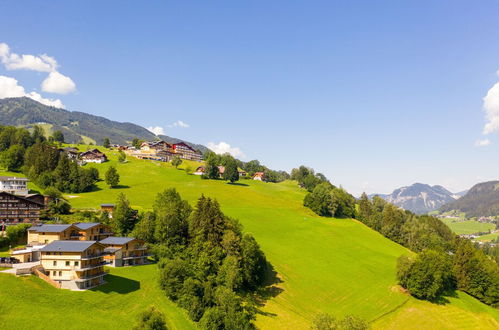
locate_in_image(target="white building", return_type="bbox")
[0,176,29,196]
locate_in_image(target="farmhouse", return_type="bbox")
[252,172,266,181]
[80,149,108,163]
[100,203,115,216]
[0,191,45,224]
[0,176,29,196]
[194,166,205,175]
[39,240,106,290]
[60,147,80,161]
[100,237,150,267]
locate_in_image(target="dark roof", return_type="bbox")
[100,237,135,245]
[40,240,99,252]
[0,191,45,206]
[28,224,72,233]
[73,222,101,230]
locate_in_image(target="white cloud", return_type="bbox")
[482,82,499,135]
[172,120,190,128]
[475,139,491,147]
[0,42,57,72]
[207,141,245,158]
[41,71,76,94]
[147,126,165,136]
[0,75,65,108]
[0,75,25,98]
[0,42,75,95]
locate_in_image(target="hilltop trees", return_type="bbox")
[52,130,65,144]
[291,165,329,192]
[223,157,239,183]
[304,182,356,218]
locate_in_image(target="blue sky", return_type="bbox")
[1,1,499,195]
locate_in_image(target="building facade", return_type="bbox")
[27,224,78,245]
[0,176,29,195]
[0,192,45,224]
[40,240,106,290]
[172,142,202,161]
[100,237,149,267]
[80,149,108,163]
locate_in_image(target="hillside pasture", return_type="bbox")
[1,146,499,328]
[442,218,495,235]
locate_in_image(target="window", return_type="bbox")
[75,261,79,267]
[59,271,62,276]
[53,261,57,266]
[52,271,56,276]
[66,261,70,266]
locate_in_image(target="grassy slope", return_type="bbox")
[1,146,499,329]
[0,265,194,330]
[442,218,496,235]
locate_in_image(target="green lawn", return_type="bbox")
[1,147,499,329]
[476,232,499,242]
[0,265,194,329]
[442,218,495,235]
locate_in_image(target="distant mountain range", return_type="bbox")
[440,181,499,218]
[370,183,462,214]
[0,97,209,153]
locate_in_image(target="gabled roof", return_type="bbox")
[40,240,101,253]
[173,142,195,152]
[28,224,73,233]
[73,222,101,230]
[100,237,136,245]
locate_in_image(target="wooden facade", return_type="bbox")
[0,192,45,224]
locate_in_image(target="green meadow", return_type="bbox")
[1,146,499,329]
[442,218,496,235]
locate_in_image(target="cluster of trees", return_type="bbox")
[131,189,268,328]
[105,166,120,187]
[304,182,356,218]
[203,152,241,183]
[0,125,99,193]
[357,194,499,306]
[0,223,31,249]
[311,312,370,330]
[241,159,289,183]
[291,165,329,192]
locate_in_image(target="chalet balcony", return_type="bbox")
[80,253,106,260]
[71,271,106,282]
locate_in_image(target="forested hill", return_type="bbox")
[0,97,209,152]
[440,181,499,217]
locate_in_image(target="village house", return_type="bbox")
[72,222,114,241]
[100,237,150,267]
[252,172,266,181]
[0,191,45,224]
[39,240,106,290]
[79,149,108,163]
[0,176,29,196]
[60,147,80,161]
[136,141,174,162]
[27,224,79,245]
[194,166,205,175]
[100,203,115,217]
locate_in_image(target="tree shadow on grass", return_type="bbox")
[111,185,130,189]
[92,274,140,294]
[430,289,459,305]
[249,262,284,317]
[227,182,249,187]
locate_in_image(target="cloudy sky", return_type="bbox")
[1,1,499,195]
